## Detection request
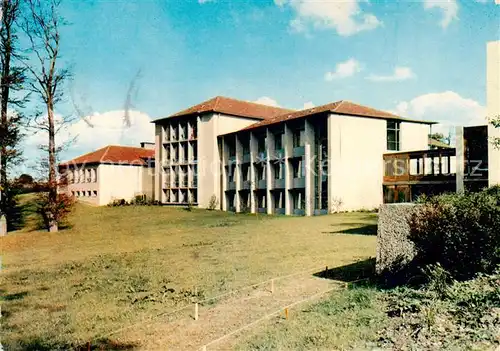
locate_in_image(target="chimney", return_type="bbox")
[140,142,155,150]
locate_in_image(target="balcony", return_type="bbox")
[273,178,286,189]
[255,151,267,163]
[241,180,251,189]
[274,208,285,215]
[292,177,305,188]
[292,146,305,158]
[242,153,251,163]
[271,149,285,160]
[257,179,267,189]
[227,181,236,190]
[228,155,237,164]
[293,208,305,216]
[383,148,461,203]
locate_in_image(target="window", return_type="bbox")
[273,162,284,179]
[387,121,401,151]
[77,191,80,197]
[93,191,97,197]
[274,133,283,151]
[87,191,91,197]
[241,164,250,181]
[292,159,304,178]
[257,135,266,153]
[293,128,304,148]
[227,164,235,182]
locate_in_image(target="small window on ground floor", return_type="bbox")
[93,191,97,197]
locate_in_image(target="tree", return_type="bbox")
[22,0,70,232]
[0,0,26,233]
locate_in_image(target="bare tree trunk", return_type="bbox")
[47,99,57,232]
[0,0,12,224]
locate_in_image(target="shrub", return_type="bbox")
[207,194,218,211]
[409,188,500,280]
[36,192,75,230]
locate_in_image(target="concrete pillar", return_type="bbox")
[154,124,163,202]
[487,41,500,187]
[304,144,312,216]
[266,128,273,214]
[221,136,227,211]
[249,132,257,213]
[456,126,465,193]
[304,120,315,215]
[284,124,292,215]
[0,214,6,236]
[327,114,342,213]
[235,135,242,212]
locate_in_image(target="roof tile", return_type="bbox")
[59,145,155,167]
[155,96,294,121]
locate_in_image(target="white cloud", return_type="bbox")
[275,0,382,36]
[366,66,416,82]
[24,110,155,163]
[254,96,280,107]
[302,101,315,109]
[324,58,362,81]
[393,91,486,136]
[423,0,458,28]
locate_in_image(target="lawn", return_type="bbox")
[1,198,377,350]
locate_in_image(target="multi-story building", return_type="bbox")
[219,100,433,214]
[154,97,434,213]
[152,96,293,208]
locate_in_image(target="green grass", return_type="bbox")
[237,285,386,351]
[1,197,377,350]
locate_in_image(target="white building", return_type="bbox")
[154,97,433,213]
[59,145,155,206]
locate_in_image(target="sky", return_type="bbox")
[20,0,500,173]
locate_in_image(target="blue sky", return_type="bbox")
[22,0,500,167]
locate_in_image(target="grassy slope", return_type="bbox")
[1,198,377,349]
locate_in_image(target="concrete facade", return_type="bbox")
[154,112,260,208]
[220,114,430,215]
[487,41,500,187]
[64,163,154,206]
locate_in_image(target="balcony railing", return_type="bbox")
[257,179,267,189]
[383,149,457,185]
[227,181,236,190]
[292,146,305,158]
[241,180,251,189]
[273,178,286,189]
[242,153,251,163]
[292,177,305,188]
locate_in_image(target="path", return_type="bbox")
[115,274,342,350]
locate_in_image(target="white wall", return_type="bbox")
[400,122,430,151]
[487,41,500,186]
[197,113,258,208]
[328,114,386,211]
[97,164,154,205]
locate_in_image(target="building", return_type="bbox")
[59,145,155,206]
[152,96,293,208]
[152,96,434,213]
[218,100,433,214]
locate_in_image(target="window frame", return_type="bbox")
[387,120,401,151]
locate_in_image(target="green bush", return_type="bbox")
[409,187,500,280]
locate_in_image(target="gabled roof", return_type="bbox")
[153,96,294,122]
[238,100,436,133]
[59,145,155,167]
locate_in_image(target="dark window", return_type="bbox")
[274,133,283,151]
[257,136,266,153]
[241,164,250,181]
[387,121,401,151]
[293,128,304,147]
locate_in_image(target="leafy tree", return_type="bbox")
[0,0,27,232]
